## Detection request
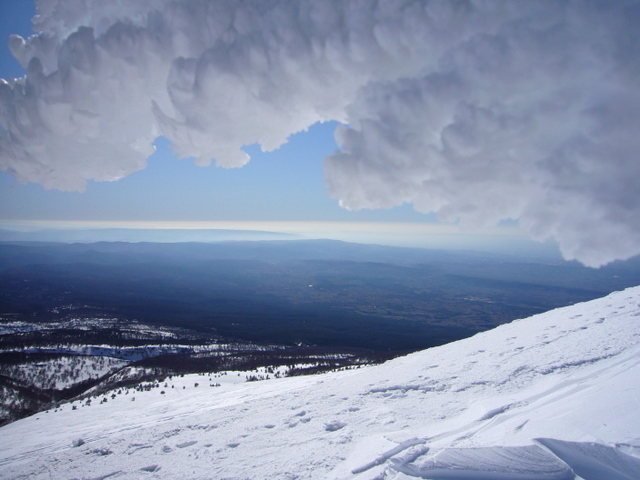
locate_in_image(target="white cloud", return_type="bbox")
[1,0,639,266]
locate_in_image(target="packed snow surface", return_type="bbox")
[1,287,640,479]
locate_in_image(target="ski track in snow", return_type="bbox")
[1,287,640,479]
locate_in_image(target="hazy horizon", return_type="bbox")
[0,218,564,260]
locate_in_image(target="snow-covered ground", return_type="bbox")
[0,355,128,390]
[1,287,640,479]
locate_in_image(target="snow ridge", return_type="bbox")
[1,287,640,479]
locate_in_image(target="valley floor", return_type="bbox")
[1,287,640,479]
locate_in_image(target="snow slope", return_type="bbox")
[1,287,640,480]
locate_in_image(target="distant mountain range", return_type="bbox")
[0,228,297,243]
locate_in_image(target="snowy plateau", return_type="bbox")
[1,287,640,480]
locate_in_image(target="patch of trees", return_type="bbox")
[130,345,392,377]
[0,373,108,426]
[0,326,216,350]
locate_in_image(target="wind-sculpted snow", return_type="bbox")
[2,1,640,266]
[1,287,640,479]
[536,439,640,480]
[395,445,574,480]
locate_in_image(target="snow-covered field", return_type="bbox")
[1,287,639,480]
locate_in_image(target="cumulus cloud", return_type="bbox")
[1,0,639,266]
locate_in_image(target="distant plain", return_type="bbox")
[2,239,639,351]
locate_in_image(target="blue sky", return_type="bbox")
[0,1,432,227]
